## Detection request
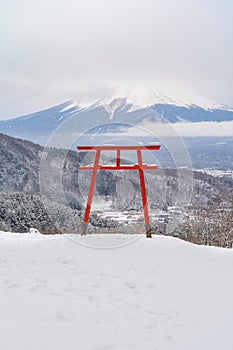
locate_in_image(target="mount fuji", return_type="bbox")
[0,88,233,145]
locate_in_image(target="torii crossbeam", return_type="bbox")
[77,145,161,238]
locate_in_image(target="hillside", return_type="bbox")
[0,133,118,232]
[0,232,233,350]
[0,192,118,233]
[1,132,233,234]
[1,132,233,209]
[0,132,84,207]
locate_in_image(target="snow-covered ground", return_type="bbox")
[1,231,233,350]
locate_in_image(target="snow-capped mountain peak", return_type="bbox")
[105,86,233,112]
[115,87,185,107]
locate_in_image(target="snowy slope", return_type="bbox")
[1,231,233,350]
[0,101,81,144]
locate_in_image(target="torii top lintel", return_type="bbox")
[77,145,160,151]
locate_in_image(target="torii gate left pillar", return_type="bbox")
[77,145,161,238]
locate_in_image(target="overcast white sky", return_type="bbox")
[0,0,233,119]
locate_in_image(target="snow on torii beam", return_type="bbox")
[77,145,161,238]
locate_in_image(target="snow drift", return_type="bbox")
[0,232,233,350]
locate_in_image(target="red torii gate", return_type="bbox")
[77,145,161,237]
